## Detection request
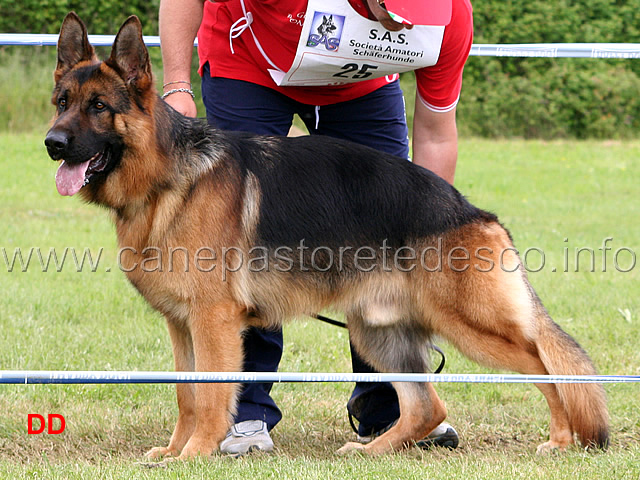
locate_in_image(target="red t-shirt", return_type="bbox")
[198,0,473,109]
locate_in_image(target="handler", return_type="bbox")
[159,0,472,455]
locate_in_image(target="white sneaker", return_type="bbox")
[220,420,274,456]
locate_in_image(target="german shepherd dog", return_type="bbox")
[45,13,609,459]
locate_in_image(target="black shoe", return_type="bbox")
[415,423,459,450]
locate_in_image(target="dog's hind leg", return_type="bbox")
[428,247,607,452]
[146,319,196,459]
[435,312,575,452]
[425,221,607,452]
[338,317,447,455]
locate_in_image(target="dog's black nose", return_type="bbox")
[44,130,70,160]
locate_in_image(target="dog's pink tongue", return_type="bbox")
[55,160,91,196]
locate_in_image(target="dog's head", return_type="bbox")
[45,12,154,199]
[318,15,337,36]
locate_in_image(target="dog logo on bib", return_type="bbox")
[306,12,345,51]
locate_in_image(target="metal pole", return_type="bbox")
[1,370,638,385]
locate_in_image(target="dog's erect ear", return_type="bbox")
[108,16,153,90]
[55,12,96,82]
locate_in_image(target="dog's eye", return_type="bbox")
[58,98,67,110]
[94,102,106,111]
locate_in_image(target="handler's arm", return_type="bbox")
[411,100,458,185]
[159,0,205,117]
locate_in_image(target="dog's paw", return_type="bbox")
[145,446,177,460]
[337,441,367,456]
[176,439,217,460]
[536,441,568,455]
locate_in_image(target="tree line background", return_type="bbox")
[2,0,640,138]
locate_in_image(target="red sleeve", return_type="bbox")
[415,0,473,112]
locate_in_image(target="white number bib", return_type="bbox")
[267,0,445,86]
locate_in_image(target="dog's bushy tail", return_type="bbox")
[535,307,609,449]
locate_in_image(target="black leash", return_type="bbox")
[315,313,350,329]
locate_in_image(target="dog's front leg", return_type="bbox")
[146,319,196,459]
[177,301,246,459]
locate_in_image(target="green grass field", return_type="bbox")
[0,134,639,479]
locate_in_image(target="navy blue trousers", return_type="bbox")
[201,68,406,434]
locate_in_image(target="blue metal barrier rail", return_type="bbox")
[1,34,640,59]
[1,370,639,385]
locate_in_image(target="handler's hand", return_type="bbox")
[163,91,198,118]
[365,0,414,31]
